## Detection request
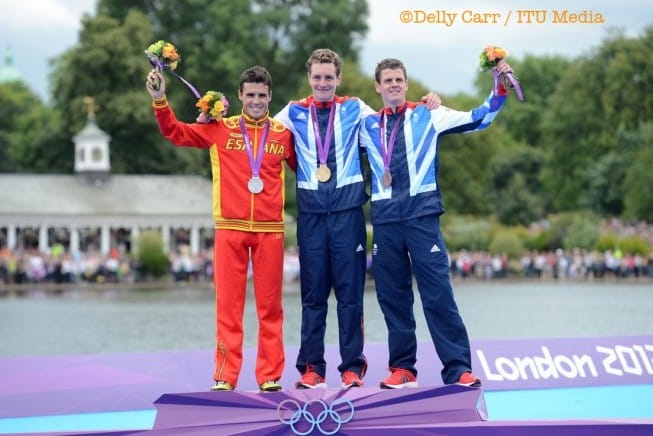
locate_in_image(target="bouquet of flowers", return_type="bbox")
[145,40,180,71]
[144,40,202,98]
[479,45,523,100]
[479,46,508,72]
[196,90,230,122]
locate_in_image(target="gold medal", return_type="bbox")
[382,170,392,188]
[316,164,331,182]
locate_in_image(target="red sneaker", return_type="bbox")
[341,371,363,388]
[295,365,327,389]
[456,371,482,387]
[379,367,418,389]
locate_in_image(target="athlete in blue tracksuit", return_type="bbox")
[275,49,374,388]
[359,57,515,388]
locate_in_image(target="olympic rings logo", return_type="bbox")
[276,398,355,435]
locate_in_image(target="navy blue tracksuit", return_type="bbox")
[276,96,374,378]
[359,89,507,383]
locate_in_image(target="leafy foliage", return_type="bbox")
[135,230,170,278]
[0,83,53,172]
[489,229,525,259]
[540,26,653,214]
[489,146,548,225]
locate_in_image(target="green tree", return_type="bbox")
[135,230,170,278]
[0,83,53,172]
[541,26,653,213]
[562,214,600,251]
[623,122,653,220]
[489,229,524,259]
[95,0,369,115]
[44,1,369,178]
[49,10,206,175]
[488,146,548,225]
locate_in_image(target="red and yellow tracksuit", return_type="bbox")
[153,98,296,387]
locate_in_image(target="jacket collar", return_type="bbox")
[382,102,408,116]
[240,110,270,126]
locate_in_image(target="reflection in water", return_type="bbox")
[1,281,652,357]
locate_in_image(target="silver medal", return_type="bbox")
[248,176,264,194]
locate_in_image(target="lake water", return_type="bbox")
[1,279,652,357]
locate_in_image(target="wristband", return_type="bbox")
[152,96,168,108]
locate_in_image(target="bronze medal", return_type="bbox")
[382,170,392,188]
[248,176,264,194]
[316,164,331,182]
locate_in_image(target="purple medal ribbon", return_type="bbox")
[380,111,404,174]
[149,58,201,98]
[493,69,523,101]
[239,117,270,178]
[309,101,336,167]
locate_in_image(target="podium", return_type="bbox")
[152,385,486,434]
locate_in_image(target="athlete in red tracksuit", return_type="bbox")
[146,66,296,391]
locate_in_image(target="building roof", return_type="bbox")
[0,174,212,225]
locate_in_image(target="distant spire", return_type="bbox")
[74,96,111,181]
[0,45,23,83]
[83,96,97,120]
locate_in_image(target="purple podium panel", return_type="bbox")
[152,385,486,434]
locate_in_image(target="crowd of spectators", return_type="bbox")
[449,248,653,281]
[3,217,653,286]
[0,244,299,286]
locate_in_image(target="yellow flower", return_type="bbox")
[210,101,225,118]
[162,43,179,61]
[196,90,229,121]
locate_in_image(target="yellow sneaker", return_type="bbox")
[259,380,282,392]
[210,380,234,391]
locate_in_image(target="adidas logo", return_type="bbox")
[371,121,380,129]
[430,244,440,253]
[296,112,307,120]
[372,243,378,256]
[356,244,364,252]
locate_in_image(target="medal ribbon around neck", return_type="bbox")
[380,111,404,181]
[239,116,270,180]
[309,101,336,170]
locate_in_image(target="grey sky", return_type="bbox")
[1,0,650,101]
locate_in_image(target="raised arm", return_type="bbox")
[145,69,217,148]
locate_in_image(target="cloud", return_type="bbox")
[1,0,91,30]
[361,0,650,95]
[0,0,96,101]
